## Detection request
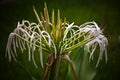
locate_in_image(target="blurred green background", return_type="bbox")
[0,0,120,80]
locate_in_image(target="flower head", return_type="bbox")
[6,4,108,68]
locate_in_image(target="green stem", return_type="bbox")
[61,54,78,80]
[49,57,61,80]
[43,54,77,80]
[43,54,55,80]
[69,60,78,80]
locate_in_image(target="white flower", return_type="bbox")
[6,20,108,68]
[6,20,57,68]
[82,21,108,67]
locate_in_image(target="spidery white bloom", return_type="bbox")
[6,6,108,69]
[6,20,108,68]
[6,20,55,68]
[81,22,108,67]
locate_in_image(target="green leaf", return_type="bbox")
[68,47,96,80]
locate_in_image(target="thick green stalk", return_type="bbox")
[49,57,61,80]
[61,54,78,80]
[43,54,55,80]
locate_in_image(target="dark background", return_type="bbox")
[0,0,120,80]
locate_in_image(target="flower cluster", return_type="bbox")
[6,5,108,68]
